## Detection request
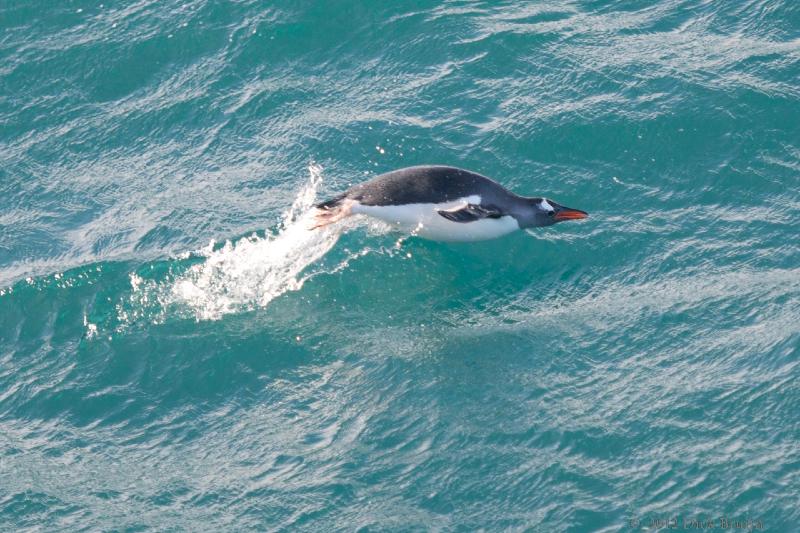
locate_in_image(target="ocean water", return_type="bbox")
[1,0,799,530]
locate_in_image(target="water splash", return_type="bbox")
[110,164,405,328]
[168,163,342,320]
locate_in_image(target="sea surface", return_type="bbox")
[1,1,799,531]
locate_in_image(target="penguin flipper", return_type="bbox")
[438,203,504,223]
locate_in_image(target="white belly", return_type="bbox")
[350,199,520,242]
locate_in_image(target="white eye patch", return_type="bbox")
[540,198,554,212]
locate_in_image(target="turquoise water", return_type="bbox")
[2,0,799,530]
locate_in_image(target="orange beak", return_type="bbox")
[554,207,588,221]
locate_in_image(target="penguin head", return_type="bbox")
[522,197,588,228]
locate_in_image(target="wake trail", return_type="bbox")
[167,163,343,320]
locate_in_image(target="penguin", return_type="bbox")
[312,165,588,242]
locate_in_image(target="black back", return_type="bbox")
[344,166,521,206]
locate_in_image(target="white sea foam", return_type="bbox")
[115,163,403,326]
[169,163,344,320]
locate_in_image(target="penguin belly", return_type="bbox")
[350,200,520,242]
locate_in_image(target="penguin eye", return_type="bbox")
[547,210,555,217]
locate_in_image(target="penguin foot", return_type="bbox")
[308,200,353,230]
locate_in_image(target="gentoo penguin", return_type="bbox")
[312,165,588,242]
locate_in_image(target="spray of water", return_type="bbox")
[169,163,343,320]
[113,163,403,329]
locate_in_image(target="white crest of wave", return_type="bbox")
[171,163,342,320]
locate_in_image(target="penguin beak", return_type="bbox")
[554,206,588,221]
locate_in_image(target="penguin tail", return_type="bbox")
[314,193,346,210]
[309,194,353,230]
